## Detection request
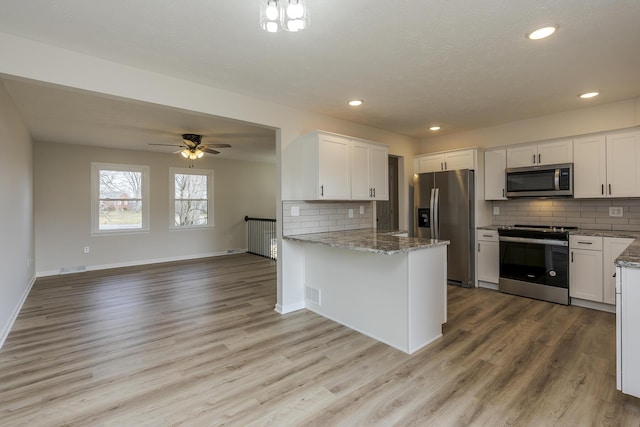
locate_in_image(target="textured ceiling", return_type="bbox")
[0,0,639,147]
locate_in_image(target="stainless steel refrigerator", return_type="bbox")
[414,169,475,287]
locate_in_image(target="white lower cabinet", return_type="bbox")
[477,229,499,285]
[617,265,640,398]
[570,235,633,306]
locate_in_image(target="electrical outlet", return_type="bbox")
[348,209,354,218]
[291,206,299,216]
[609,207,623,217]
[83,246,90,254]
[493,206,500,215]
[360,205,365,215]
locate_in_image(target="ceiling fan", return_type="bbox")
[149,133,231,160]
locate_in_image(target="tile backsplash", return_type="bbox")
[283,201,373,236]
[491,198,640,231]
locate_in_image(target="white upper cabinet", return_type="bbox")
[574,130,640,198]
[507,139,573,168]
[351,140,389,200]
[606,131,640,198]
[415,149,476,173]
[573,135,607,198]
[484,149,507,200]
[283,130,388,201]
[318,133,351,200]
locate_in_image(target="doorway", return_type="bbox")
[376,155,399,231]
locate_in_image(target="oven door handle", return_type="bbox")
[499,236,568,246]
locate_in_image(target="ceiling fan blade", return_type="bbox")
[203,148,220,155]
[148,143,184,147]
[206,143,231,148]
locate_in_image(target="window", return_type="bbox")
[170,168,213,228]
[92,163,149,234]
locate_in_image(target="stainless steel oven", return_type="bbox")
[498,225,573,305]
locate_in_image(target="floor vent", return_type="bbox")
[59,265,87,275]
[305,286,321,305]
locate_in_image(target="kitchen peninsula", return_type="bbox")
[283,229,449,354]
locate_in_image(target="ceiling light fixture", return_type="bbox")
[260,0,309,33]
[526,26,557,40]
[579,92,599,99]
[430,126,441,131]
[348,100,363,107]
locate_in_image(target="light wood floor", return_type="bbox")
[1,254,640,426]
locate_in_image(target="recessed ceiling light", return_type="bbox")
[348,100,363,106]
[430,126,441,131]
[579,92,599,99]
[526,26,557,40]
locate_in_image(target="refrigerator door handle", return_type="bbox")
[429,188,435,239]
[434,188,440,239]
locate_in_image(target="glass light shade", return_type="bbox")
[196,150,205,159]
[189,152,198,160]
[260,0,282,32]
[282,0,308,32]
[181,150,189,158]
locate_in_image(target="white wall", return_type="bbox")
[420,98,640,153]
[0,32,419,314]
[34,142,276,274]
[0,82,34,347]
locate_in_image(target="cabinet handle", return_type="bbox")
[532,154,536,164]
[601,184,604,195]
[613,273,617,278]
[577,241,593,245]
[502,188,505,198]
[609,184,612,195]
[538,153,541,164]
[320,185,324,196]
[478,243,481,252]
[445,162,447,170]
[373,188,376,197]
[369,188,372,197]
[482,234,493,238]
[441,162,444,170]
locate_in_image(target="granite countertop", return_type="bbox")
[283,229,449,255]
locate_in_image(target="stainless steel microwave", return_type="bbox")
[505,163,573,198]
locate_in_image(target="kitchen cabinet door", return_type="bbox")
[506,144,537,168]
[619,266,640,398]
[417,154,445,173]
[606,131,640,198]
[369,144,389,200]
[536,139,573,166]
[603,237,633,305]
[477,230,499,284]
[350,140,371,200]
[570,247,603,302]
[484,149,507,200]
[444,150,475,171]
[573,135,607,198]
[318,134,351,199]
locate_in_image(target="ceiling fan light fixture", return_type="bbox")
[261,0,308,33]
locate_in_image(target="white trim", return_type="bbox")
[36,249,248,278]
[274,301,305,314]
[570,298,616,313]
[169,167,214,230]
[91,162,150,235]
[0,274,36,350]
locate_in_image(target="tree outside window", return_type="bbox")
[92,163,149,234]
[171,168,213,228]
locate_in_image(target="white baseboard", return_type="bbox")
[570,298,615,313]
[274,301,305,314]
[36,249,248,278]
[478,281,499,291]
[0,274,36,350]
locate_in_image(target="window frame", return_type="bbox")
[169,167,214,230]
[91,162,150,236]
